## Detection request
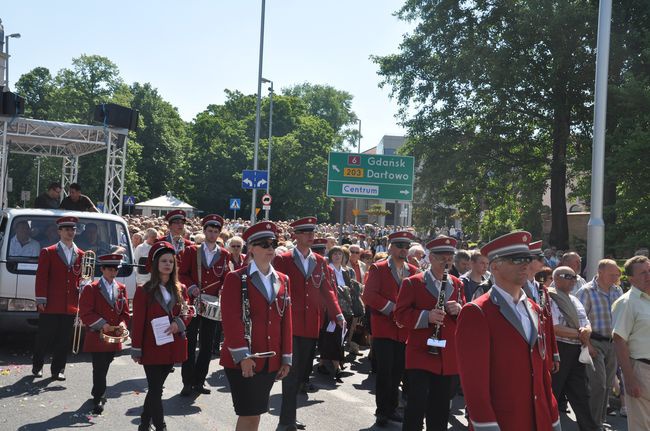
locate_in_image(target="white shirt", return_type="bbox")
[134,242,153,285]
[203,242,219,264]
[58,241,75,265]
[159,284,172,304]
[492,284,533,341]
[101,276,116,303]
[297,249,312,274]
[9,235,40,257]
[249,260,277,299]
[329,263,346,286]
[550,293,590,345]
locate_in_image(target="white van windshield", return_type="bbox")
[6,216,132,266]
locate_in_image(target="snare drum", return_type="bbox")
[197,294,221,321]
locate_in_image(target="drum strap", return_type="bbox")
[197,245,203,290]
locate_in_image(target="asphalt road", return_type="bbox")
[0,334,628,430]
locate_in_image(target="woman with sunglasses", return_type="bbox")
[227,236,247,270]
[131,241,193,431]
[220,222,292,431]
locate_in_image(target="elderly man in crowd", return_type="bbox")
[576,259,624,429]
[548,266,599,431]
[348,243,367,283]
[559,252,587,293]
[613,255,650,431]
[134,228,157,286]
[406,243,426,272]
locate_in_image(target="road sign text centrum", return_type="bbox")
[327,152,414,201]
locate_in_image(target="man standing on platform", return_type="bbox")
[362,231,418,427]
[59,183,99,212]
[274,217,344,431]
[395,236,464,431]
[456,231,561,431]
[612,255,650,431]
[179,215,231,396]
[32,216,85,381]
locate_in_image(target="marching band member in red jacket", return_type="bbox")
[158,210,192,263]
[362,230,418,427]
[131,241,193,431]
[79,254,130,414]
[456,232,561,431]
[273,217,343,431]
[528,240,561,374]
[32,216,85,381]
[178,214,231,396]
[395,236,465,431]
[221,221,292,431]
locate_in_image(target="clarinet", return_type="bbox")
[241,274,252,351]
[427,263,449,355]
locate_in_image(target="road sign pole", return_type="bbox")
[233,209,237,220]
[354,119,361,226]
[339,198,345,245]
[251,0,266,224]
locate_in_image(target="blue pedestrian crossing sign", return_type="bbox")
[229,198,242,210]
[241,170,269,189]
[123,195,136,206]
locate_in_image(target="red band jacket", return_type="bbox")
[362,257,418,342]
[395,270,465,375]
[220,266,292,372]
[34,243,85,315]
[79,278,130,352]
[456,288,561,431]
[524,280,560,369]
[130,283,193,365]
[178,243,231,298]
[273,249,342,339]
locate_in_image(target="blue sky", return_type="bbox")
[2,1,412,151]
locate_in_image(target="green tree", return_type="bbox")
[130,82,191,201]
[284,83,358,149]
[375,1,596,247]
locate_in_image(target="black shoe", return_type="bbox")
[194,385,211,394]
[180,384,193,396]
[32,367,42,378]
[375,415,389,427]
[92,400,104,415]
[53,372,66,381]
[316,365,329,375]
[300,382,317,393]
[138,417,151,431]
[387,411,403,423]
[295,420,306,430]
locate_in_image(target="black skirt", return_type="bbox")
[224,367,276,416]
[318,321,344,361]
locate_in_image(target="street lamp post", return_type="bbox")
[354,119,361,225]
[4,33,21,89]
[262,78,274,220]
[250,0,267,223]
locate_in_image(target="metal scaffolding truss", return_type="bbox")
[0,116,129,215]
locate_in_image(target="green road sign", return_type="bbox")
[326,152,415,201]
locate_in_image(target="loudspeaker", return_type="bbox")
[1,91,25,116]
[94,103,139,131]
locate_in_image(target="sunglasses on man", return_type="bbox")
[250,239,278,249]
[392,242,411,249]
[558,273,578,280]
[503,256,533,265]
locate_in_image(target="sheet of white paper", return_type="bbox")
[326,321,336,333]
[341,326,348,346]
[152,316,174,346]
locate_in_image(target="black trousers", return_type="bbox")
[142,364,172,429]
[32,313,75,374]
[551,342,600,431]
[182,315,218,387]
[91,351,115,401]
[403,369,452,431]
[280,336,317,425]
[373,337,406,417]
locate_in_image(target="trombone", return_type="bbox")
[72,250,96,354]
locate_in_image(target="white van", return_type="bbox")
[0,208,136,332]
